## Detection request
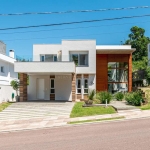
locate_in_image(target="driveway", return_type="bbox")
[0,102,74,132]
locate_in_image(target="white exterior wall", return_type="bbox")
[28,75,72,101]
[62,40,96,74]
[0,53,18,103]
[0,85,16,103]
[33,44,62,61]
[0,59,18,85]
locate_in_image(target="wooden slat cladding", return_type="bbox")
[96,54,108,91]
[128,54,132,92]
[19,73,27,102]
[50,94,55,100]
[96,54,132,92]
[50,75,55,78]
[83,74,89,78]
[76,74,82,78]
[108,54,129,62]
[77,94,82,99]
[72,74,76,101]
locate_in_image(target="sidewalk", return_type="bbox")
[1,109,150,132]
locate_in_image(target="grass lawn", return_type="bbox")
[69,116,125,124]
[139,104,150,110]
[70,102,116,118]
[0,102,12,112]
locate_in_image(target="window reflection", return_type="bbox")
[108,62,128,93]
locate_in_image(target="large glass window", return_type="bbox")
[70,53,88,66]
[40,55,57,62]
[108,83,128,93]
[108,62,128,94]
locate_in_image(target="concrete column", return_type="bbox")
[19,73,27,101]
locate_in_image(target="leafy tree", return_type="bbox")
[10,80,19,96]
[125,26,150,61]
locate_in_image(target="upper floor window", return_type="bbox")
[1,66,4,73]
[40,55,57,62]
[70,53,88,66]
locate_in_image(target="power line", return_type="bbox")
[0,6,149,16]
[1,14,150,31]
[3,30,130,41]
[1,20,150,35]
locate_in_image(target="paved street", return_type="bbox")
[0,118,150,150]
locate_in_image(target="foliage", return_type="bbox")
[125,91,143,106]
[69,116,124,124]
[10,80,19,96]
[115,92,124,101]
[0,102,12,112]
[139,104,150,110]
[145,89,150,104]
[88,89,96,100]
[124,26,150,61]
[70,102,116,118]
[96,91,112,104]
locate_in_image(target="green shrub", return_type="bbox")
[96,91,112,104]
[125,91,143,106]
[88,89,96,100]
[115,92,124,101]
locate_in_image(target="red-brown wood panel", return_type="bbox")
[108,54,128,62]
[96,54,108,91]
[128,54,132,92]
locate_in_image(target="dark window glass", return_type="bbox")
[51,89,55,93]
[84,89,88,93]
[51,79,54,88]
[79,54,88,66]
[84,79,88,88]
[41,56,44,62]
[77,80,81,88]
[77,89,81,93]
[54,56,57,62]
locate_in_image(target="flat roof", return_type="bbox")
[96,45,135,54]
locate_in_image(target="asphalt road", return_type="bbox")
[0,118,150,150]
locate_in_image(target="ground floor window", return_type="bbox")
[76,79,81,94]
[84,79,88,94]
[50,79,55,93]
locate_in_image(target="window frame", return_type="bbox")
[84,78,89,94]
[76,78,82,94]
[40,54,57,62]
[70,53,88,66]
[50,78,55,94]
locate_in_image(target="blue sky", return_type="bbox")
[0,0,150,59]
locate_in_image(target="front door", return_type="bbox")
[37,79,45,100]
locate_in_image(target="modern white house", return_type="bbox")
[0,41,18,103]
[14,40,135,102]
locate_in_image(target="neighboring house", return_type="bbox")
[14,40,135,102]
[0,41,18,103]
